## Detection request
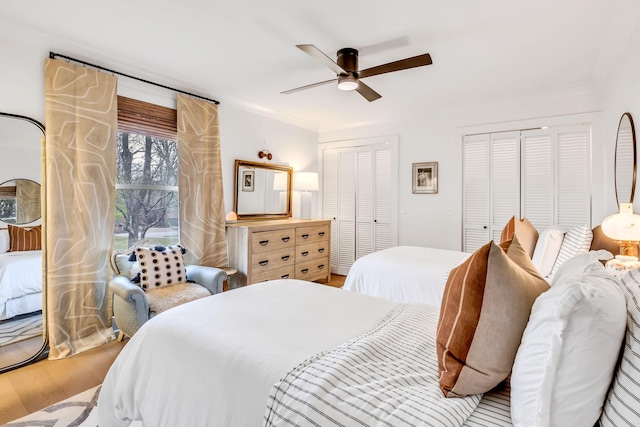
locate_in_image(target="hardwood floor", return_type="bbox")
[0,274,347,424]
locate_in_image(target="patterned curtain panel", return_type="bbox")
[16,180,41,224]
[177,95,228,267]
[44,58,117,359]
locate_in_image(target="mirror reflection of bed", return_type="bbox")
[0,113,46,371]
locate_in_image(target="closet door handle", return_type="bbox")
[318,248,325,253]
[318,232,325,237]
[281,255,290,261]
[259,260,268,266]
[301,234,309,239]
[301,268,309,274]
[301,251,309,256]
[282,237,290,242]
[281,274,290,279]
[259,240,269,246]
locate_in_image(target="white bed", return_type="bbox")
[0,250,42,320]
[343,246,471,306]
[98,280,512,427]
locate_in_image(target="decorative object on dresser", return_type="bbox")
[226,219,330,288]
[294,172,319,220]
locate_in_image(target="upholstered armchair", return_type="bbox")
[109,242,226,340]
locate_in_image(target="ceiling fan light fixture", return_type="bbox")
[338,75,358,91]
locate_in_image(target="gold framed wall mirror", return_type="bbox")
[233,160,293,220]
[0,112,47,373]
[614,112,637,205]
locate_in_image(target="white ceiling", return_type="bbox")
[2,0,640,132]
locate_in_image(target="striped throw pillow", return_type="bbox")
[600,268,640,426]
[7,224,42,252]
[437,235,549,397]
[500,216,539,258]
[550,225,592,276]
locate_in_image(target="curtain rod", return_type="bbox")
[49,52,220,105]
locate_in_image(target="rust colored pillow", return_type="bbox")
[500,216,539,258]
[590,225,620,256]
[8,224,42,252]
[437,235,549,397]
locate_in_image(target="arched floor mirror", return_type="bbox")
[0,112,47,373]
[615,112,637,205]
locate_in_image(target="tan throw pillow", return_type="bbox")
[8,224,42,252]
[135,244,187,290]
[590,225,619,256]
[500,216,538,258]
[436,235,549,397]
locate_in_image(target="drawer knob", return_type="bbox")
[281,255,290,261]
[301,268,309,274]
[301,251,309,256]
[318,264,325,269]
[259,240,269,246]
[301,234,309,239]
[259,260,268,266]
[281,274,290,279]
[318,232,325,237]
[318,248,325,253]
[282,237,290,242]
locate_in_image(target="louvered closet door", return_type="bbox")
[356,146,374,259]
[463,134,490,252]
[490,132,520,241]
[521,129,553,231]
[336,148,356,275]
[374,144,393,251]
[322,148,339,272]
[556,125,590,227]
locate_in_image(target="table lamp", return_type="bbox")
[294,172,319,220]
[601,203,640,260]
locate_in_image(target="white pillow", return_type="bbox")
[531,227,565,277]
[0,229,9,254]
[549,225,593,276]
[511,252,626,427]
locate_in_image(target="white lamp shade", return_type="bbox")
[294,172,319,192]
[601,212,640,241]
[272,172,288,191]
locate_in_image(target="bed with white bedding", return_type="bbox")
[0,250,42,320]
[97,280,512,427]
[343,246,471,306]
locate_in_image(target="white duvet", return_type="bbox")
[0,250,42,315]
[98,280,399,426]
[343,246,471,305]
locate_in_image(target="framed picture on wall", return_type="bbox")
[242,170,254,192]
[412,162,438,194]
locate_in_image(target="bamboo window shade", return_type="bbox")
[117,96,177,140]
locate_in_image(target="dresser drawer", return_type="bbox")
[251,247,295,272]
[296,225,329,244]
[250,229,296,253]
[296,241,329,261]
[251,265,295,283]
[294,257,329,281]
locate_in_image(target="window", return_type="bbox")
[114,97,179,250]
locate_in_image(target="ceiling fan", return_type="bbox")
[282,44,432,102]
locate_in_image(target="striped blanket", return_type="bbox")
[263,304,481,427]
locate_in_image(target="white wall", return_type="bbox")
[0,20,318,224]
[320,87,604,251]
[600,16,640,221]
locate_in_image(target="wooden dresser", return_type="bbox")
[226,219,331,288]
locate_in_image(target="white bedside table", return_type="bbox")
[605,256,640,278]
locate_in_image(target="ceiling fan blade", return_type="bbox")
[355,81,382,102]
[358,53,432,79]
[281,78,337,94]
[296,44,347,75]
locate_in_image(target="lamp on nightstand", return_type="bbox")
[294,172,319,220]
[601,203,640,260]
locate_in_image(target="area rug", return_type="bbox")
[4,385,100,427]
[0,314,42,347]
